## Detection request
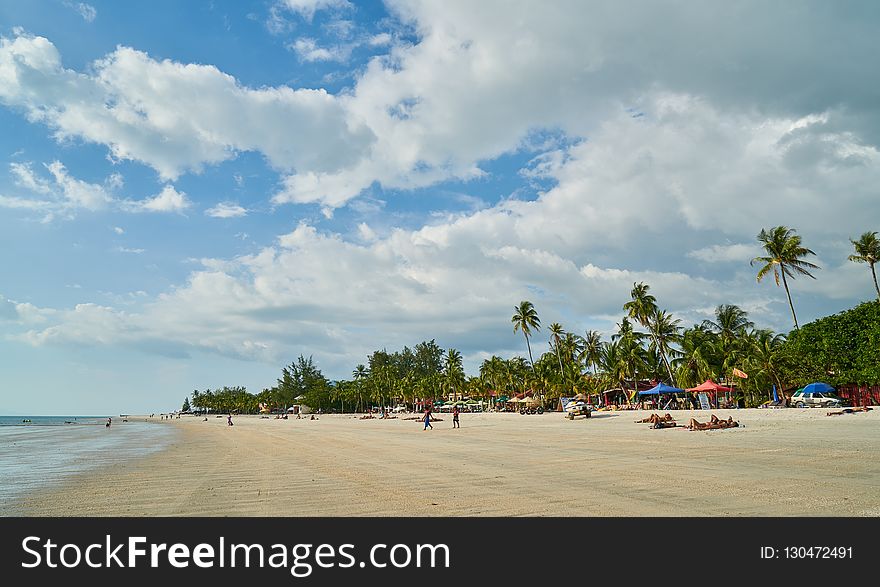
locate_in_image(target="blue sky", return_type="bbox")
[2,0,879,414]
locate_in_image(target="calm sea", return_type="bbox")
[0,416,178,514]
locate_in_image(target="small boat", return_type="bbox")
[22,419,31,423]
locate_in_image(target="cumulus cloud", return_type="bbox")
[205,202,248,218]
[124,185,191,213]
[0,32,375,181]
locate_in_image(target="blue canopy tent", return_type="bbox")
[638,382,685,409]
[638,382,686,395]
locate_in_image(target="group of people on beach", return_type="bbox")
[422,405,460,430]
[635,412,740,430]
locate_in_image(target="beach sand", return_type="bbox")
[12,408,880,516]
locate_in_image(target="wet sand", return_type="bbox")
[11,408,880,516]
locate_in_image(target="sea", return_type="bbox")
[0,416,178,514]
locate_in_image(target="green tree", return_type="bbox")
[751,226,820,330]
[181,397,191,413]
[511,300,541,371]
[848,231,880,302]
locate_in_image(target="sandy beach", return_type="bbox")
[11,408,880,516]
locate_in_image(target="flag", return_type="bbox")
[732,367,749,379]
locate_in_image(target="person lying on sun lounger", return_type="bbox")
[635,413,675,424]
[686,414,738,430]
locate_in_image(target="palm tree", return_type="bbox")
[702,304,754,342]
[652,310,682,371]
[751,226,820,330]
[623,282,675,383]
[548,322,566,388]
[511,300,541,370]
[580,330,603,375]
[702,304,753,381]
[443,348,465,400]
[848,231,880,301]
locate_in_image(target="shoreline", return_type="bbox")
[9,408,880,517]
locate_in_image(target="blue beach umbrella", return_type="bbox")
[802,382,835,394]
[772,385,779,403]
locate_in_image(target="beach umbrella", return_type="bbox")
[772,385,779,403]
[802,382,835,394]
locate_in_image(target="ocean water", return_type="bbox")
[0,416,178,514]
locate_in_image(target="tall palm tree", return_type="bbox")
[443,348,465,400]
[848,231,880,301]
[751,226,820,330]
[652,310,682,370]
[511,300,541,371]
[548,322,566,387]
[581,330,603,375]
[623,282,675,383]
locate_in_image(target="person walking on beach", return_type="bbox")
[423,407,433,430]
[452,406,460,429]
[227,414,233,426]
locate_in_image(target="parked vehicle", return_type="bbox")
[788,390,847,408]
[564,400,591,419]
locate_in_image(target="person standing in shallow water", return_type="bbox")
[423,407,433,430]
[452,406,460,429]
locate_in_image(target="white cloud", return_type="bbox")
[113,226,125,234]
[290,37,351,62]
[125,185,191,214]
[687,244,762,263]
[46,161,114,210]
[10,162,51,194]
[0,194,53,210]
[278,0,351,21]
[116,246,145,254]
[0,32,375,181]
[368,33,392,47]
[205,202,248,218]
[68,2,97,23]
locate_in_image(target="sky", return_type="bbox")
[1,0,879,415]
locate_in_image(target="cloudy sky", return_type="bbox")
[2,0,878,414]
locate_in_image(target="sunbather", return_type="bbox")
[827,406,874,415]
[687,414,738,430]
[652,420,680,429]
[636,413,675,424]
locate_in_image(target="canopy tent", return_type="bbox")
[686,380,733,393]
[802,382,835,394]
[522,396,541,407]
[638,382,685,395]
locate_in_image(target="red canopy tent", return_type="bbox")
[686,380,734,408]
